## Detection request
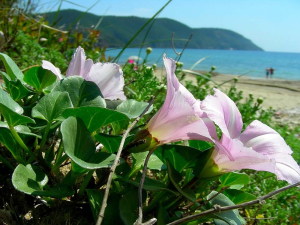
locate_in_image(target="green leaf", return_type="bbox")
[219,172,250,190]
[86,190,123,223]
[193,148,214,178]
[105,99,123,110]
[12,164,48,194]
[119,189,146,225]
[12,164,73,198]
[0,88,23,114]
[167,160,196,202]
[148,154,165,170]
[188,140,212,151]
[52,76,106,107]
[23,66,57,92]
[111,119,129,135]
[0,53,24,81]
[0,127,19,160]
[0,121,40,140]
[116,99,153,119]
[2,74,31,101]
[116,174,178,195]
[0,103,35,127]
[32,91,73,122]
[155,145,204,172]
[94,133,133,153]
[61,117,115,170]
[223,189,257,204]
[130,152,164,176]
[14,125,42,139]
[208,191,246,225]
[62,106,129,133]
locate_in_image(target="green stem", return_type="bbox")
[0,154,14,170]
[39,121,52,150]
[143,191,172,214]
[78,170,94,197]
[27,94,39,105]
[51,154,68,175]
[54,140,64,165]
[9,126,36,160]
[63,169,79,186]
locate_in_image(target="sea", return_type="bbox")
[107,48,300,80]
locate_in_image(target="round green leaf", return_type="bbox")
[116,99,153,119]
[0,88,23,114]
[12,164,48,195]
[52,76,106,107]
[167,160,196,202]
[219,172,250,189]
[155,145,204,172]
[32,91,73,122]
[223,189,257,204]
[61,117,115,170]
[12,164,74,198]
[24,66,57,92]
[62,106,129,133]
[208,191,246,225]
[0,103,35,127]
[2,75,32,101]
[0,53,24,81]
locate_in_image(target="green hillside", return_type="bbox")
[44,9,263,51]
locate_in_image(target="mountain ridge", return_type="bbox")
[44,9,263,51]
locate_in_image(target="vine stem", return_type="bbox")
[134,148,157,225]
[9,126,36,160]
[96,97,154,225]
[167,181,300,225]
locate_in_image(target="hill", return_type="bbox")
[44,9,263,51]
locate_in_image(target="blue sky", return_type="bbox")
[39,0,300,53]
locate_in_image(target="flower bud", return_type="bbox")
[176,61,183,68]
[211,66,216,71]
[146,47,152,55]
[152,63,157,69]
[257,97,263,105]
[40,38,47,42]
[234,77,238,83]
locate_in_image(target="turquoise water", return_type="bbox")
[107,48,300,80]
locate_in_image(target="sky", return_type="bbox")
[38,0,300,53]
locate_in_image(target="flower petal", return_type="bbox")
[86,63,126,100]
[147,56,215,144]
[42,60,62,80]
[201,89,243,139]
[240,120,293,155]
[272,153,300,184]
[66,46,92,77]
[239,120,300,184]
[214,136,275,173]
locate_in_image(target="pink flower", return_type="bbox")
[145,55,217,145]
[42,46,126,100]
[200,89,300,184]
[128,59,135,64]
[59,38,63,42]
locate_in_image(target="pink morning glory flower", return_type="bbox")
[145,55,217,145]
[42,46,126,100]
[201,89,300,184]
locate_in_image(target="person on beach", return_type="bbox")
[266,67,270,79]
[270,67,274,78]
